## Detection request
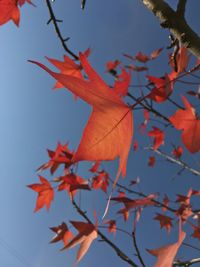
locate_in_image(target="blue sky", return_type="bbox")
[0,1,200,267]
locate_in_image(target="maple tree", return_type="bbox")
[1,0,200,267]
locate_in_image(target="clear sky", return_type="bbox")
[0,1,200,267]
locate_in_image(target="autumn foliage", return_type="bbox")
[2,1,200,267]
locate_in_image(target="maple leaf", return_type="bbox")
[175,189,193,222]
[50,222,74,246]
[106,60,120,76]
[117,208,129,221]
[111,194,157,210]
[46,55,83,89]
[170,46,189,74]
[103,220,116,234]
[154,213,173,233]
[191,224,200,240]
[0,0,32,26]
[172,146,183,158]
[147,72,176,103]
[0,0,20,26]
[57,173,90,197]
[27,175,54,212]
[148,156,155,167]
[61,221,98,263]
[133,140,138,151]
[37,142,74,174]
[162,195,170,212]
[91,170,109,193]
[150,47,163,60]
[148,126,165,150]
[89,161,101,173]
[30,53,133,185]
[134,51,149,63]
[147,224,186,267]
[127,65,148,72]
[113,69,131,97]
[169,95,200,153]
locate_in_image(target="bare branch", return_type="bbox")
[146,147,200,177]
[132,231,146,267]
[173,258,200,266]
[45,0,78,60]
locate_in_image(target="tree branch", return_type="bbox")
[140,0,200,58]
[45,0,78,59]
[146,147,200,177]
[173,258,200,266]
[176,0,187,18]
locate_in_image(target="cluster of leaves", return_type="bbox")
[2,2,200,267]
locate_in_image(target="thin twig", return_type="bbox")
[45,0,78,59]
[145,147,200,176]
[132,231,146,267]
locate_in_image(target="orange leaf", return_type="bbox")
[61,221,98,263]
[172,146,183,158]
[147,225,186,267]
[147,72,176,103]
[0,0,32,26]
[169,96,200,153]
[30,53,133,185]
[103,220,116,234]
[57,173,90,197]
[27,176,54,212]
[154,213,173,233]
[91,170,109,193]
[148,127,165,150]
[50,222,74,246]
[148,156,155,167]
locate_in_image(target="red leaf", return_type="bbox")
[133,140,138,151]
[169,96,200,153]
[103,220,116,234]
[150,48,163,60]
[112,194,157,210]
[170,46,189,74]
[162,195,170,212]
[0,0,32,26]
[147,226,186,267]
[106,60,120,72]
[154,213,173,233]
[148,156,155,167]
[37,142,74,174]
[113,69,131,97]
[91,170,109,193]
[30,53,133,185]
[148,127,165,150]
[134,51,149,63]
[46,55,83,89]
[57,173,90,197]
[61,221,98,263]
[89,161,101,173]
[50,222,74,246]
[147,72,176,103]
[127,65,148,72]
[172,146,183,158]
[27,176,54,212]
[191,224,200,240]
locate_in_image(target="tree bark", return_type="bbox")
[140,0,200,58]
